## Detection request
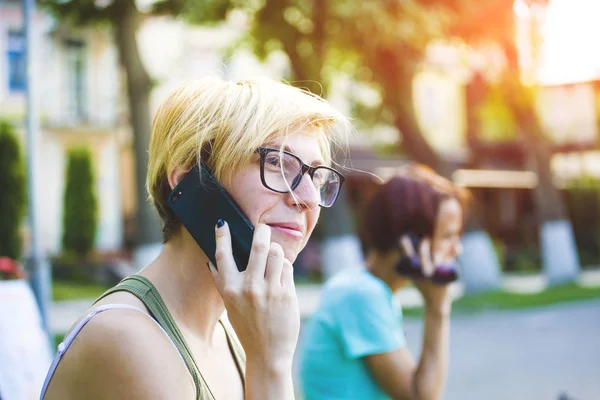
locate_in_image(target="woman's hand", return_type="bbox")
[208,221,300,370]
[401,235,452,315]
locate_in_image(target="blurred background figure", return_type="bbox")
[298,164,468,400]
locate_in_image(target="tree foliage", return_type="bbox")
[62,147,98,258]
[0,120,27,261]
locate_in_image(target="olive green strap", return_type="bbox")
[219,316,247,380]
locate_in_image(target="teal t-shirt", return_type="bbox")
[299,269,406,400]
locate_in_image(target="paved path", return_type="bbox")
[410,300,600,400]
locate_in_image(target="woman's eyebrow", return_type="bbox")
[267,143,326,166]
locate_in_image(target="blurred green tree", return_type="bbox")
[62,147,98,259]
[0,120,27,261]
[238,0,451,171]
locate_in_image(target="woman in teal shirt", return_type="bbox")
[299,164,469,400]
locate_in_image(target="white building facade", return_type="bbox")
[0,2,124,256]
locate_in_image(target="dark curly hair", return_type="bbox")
[360,163,470,254]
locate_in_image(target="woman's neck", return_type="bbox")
[139,232,226,343]
[365,250,407,293]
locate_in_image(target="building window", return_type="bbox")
[64,38,87,122]
[7,30,26,91]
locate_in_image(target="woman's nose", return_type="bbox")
[286,174,320,210]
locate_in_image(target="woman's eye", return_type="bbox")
[265,155,281,167]
[312,170,322,182]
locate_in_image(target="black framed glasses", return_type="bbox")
[257,147,345,208]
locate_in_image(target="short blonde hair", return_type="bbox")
[147,76,352,241]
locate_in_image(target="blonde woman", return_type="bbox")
[40,77,351,400]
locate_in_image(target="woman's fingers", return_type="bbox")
[213,220,238,282]
[399,235,416,258]
[281,259,295,289]
[207,260,220,287]
[245,224,272,281]
[265,242,285,287]
[212,220,291,299]
[419,238,435,277]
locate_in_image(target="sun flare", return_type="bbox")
[535,0,600,85]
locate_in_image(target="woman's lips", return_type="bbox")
[268,223,304,239]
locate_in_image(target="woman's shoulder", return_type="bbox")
[45,301,195,399]
[325,269,386,298]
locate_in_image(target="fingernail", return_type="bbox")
[216,219,224,228]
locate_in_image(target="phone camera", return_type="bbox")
[172,190,182,203]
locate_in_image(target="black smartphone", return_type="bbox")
[395,233,459,284]
[167,162,254,271]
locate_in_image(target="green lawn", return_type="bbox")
[51,281,111,346]
[52,280,111,301]
[53,279,600,322]
[53,333,66,347]
[403,283,600,318]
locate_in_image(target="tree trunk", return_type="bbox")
[457,72,505,292]
[394,114,443,173]
[522,118,565,221]
[501,38,580,284]
[312,0,326,72]
[520,112,580,284]
[370,49,448,175]
[112,0,163,265]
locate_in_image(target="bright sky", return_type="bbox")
[536,0,600,85]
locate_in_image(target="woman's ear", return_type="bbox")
[168,166,191,190]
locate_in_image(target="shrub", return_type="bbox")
[0,120,27,261]
[62,147,98,258]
